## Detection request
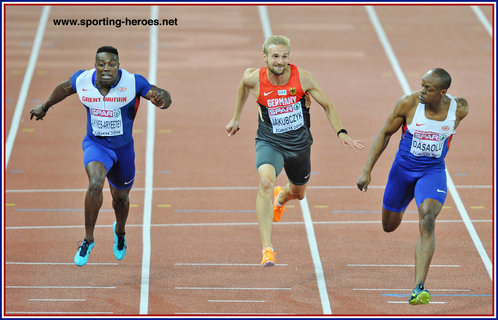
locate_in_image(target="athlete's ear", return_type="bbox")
[440,88,447,97]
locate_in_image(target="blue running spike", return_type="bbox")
[113,222,127,260]
[74,239,95,266]
[409,282,431,305]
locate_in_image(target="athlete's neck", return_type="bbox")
[95,79,114,96]
[425,95,450,119]
[425,95,448,113]
[267,65,291,86]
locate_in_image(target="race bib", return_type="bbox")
[90,107,123,136]
[410,130,447,158]
[268,101,304,134]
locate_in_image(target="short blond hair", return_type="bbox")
[262,35,290,55]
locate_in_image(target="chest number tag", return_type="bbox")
[268,101,304,134]
[90,108,124,136]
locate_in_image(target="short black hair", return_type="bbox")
[96,46,119,58]
[430,68,451,90]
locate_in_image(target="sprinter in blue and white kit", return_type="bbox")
[357,68,469,305]
[30,46,172,266]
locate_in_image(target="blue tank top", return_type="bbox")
[71,68,151,149]
[396,94,457,168]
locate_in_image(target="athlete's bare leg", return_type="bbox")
[110,185,130,236]
[381,208,405,232]
[414,198,442,287]
[84,161,107,243]
[256,164,277,249]
[277,182,307,205]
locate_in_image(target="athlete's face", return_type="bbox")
[264,44,290,76]
[95,52,119,87]
[418,72,446,105]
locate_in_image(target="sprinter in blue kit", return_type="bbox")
[356,68,469,305]
[30,46,172,266]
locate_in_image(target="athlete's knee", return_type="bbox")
[420,211,436,234]
[382,209,403,232]
[382,222,399,233]
[112,192,129,208]
[113,195,129,208]
[418,201,440,234]
[87,177,105,196]
[258,175,275,195]
[86,162,106,196]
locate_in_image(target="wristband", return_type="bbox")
[337,129,348,137]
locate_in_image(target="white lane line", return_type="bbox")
[28,299,86,302]
[175,313,295,315]
[6,262,117,265]
[446,170,493,280]
[300,197,332,314]
[388,301,446,304]
[139,5,158,315]
[348,264,460,267]
[5,6,51,167]
[5,184,491,193]
[7,286,115,289]
[365,5,492,282]
[353,288,470,292]
[364,5,410,94]
[5,219,492,230]
[208,300,265,303]
[258,6,273,39]
[257,6,332,314]
[175,287,290,291]
[6,312,114,314]
[175,263,288,266]
[471,5,493,37]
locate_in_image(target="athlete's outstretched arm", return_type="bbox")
[356,95,409,192]
[30,79,75,120]
[144,84,172,109]
[226,68,257,136]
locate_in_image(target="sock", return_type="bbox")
[277,190,285,207]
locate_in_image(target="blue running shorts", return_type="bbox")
[383,155,447,213]
[82,135,135,190]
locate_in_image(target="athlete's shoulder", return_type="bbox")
[243,67,259,77]
[118,68,134,78]
[294,66,317,92]
[242,67,260,88]
[294,64,307,73]
[393,92,418,116]
[118,68,139,79]
[74,69,93,78]
[397,92,419,107]
[295,65,312,79]
[453,96,469,120]
[126,71,151,96]
[71,69,93,90]
[132,72,149,83]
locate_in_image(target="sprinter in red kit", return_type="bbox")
[226,35,364,267]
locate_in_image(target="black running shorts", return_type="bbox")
[255,140,311,186]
